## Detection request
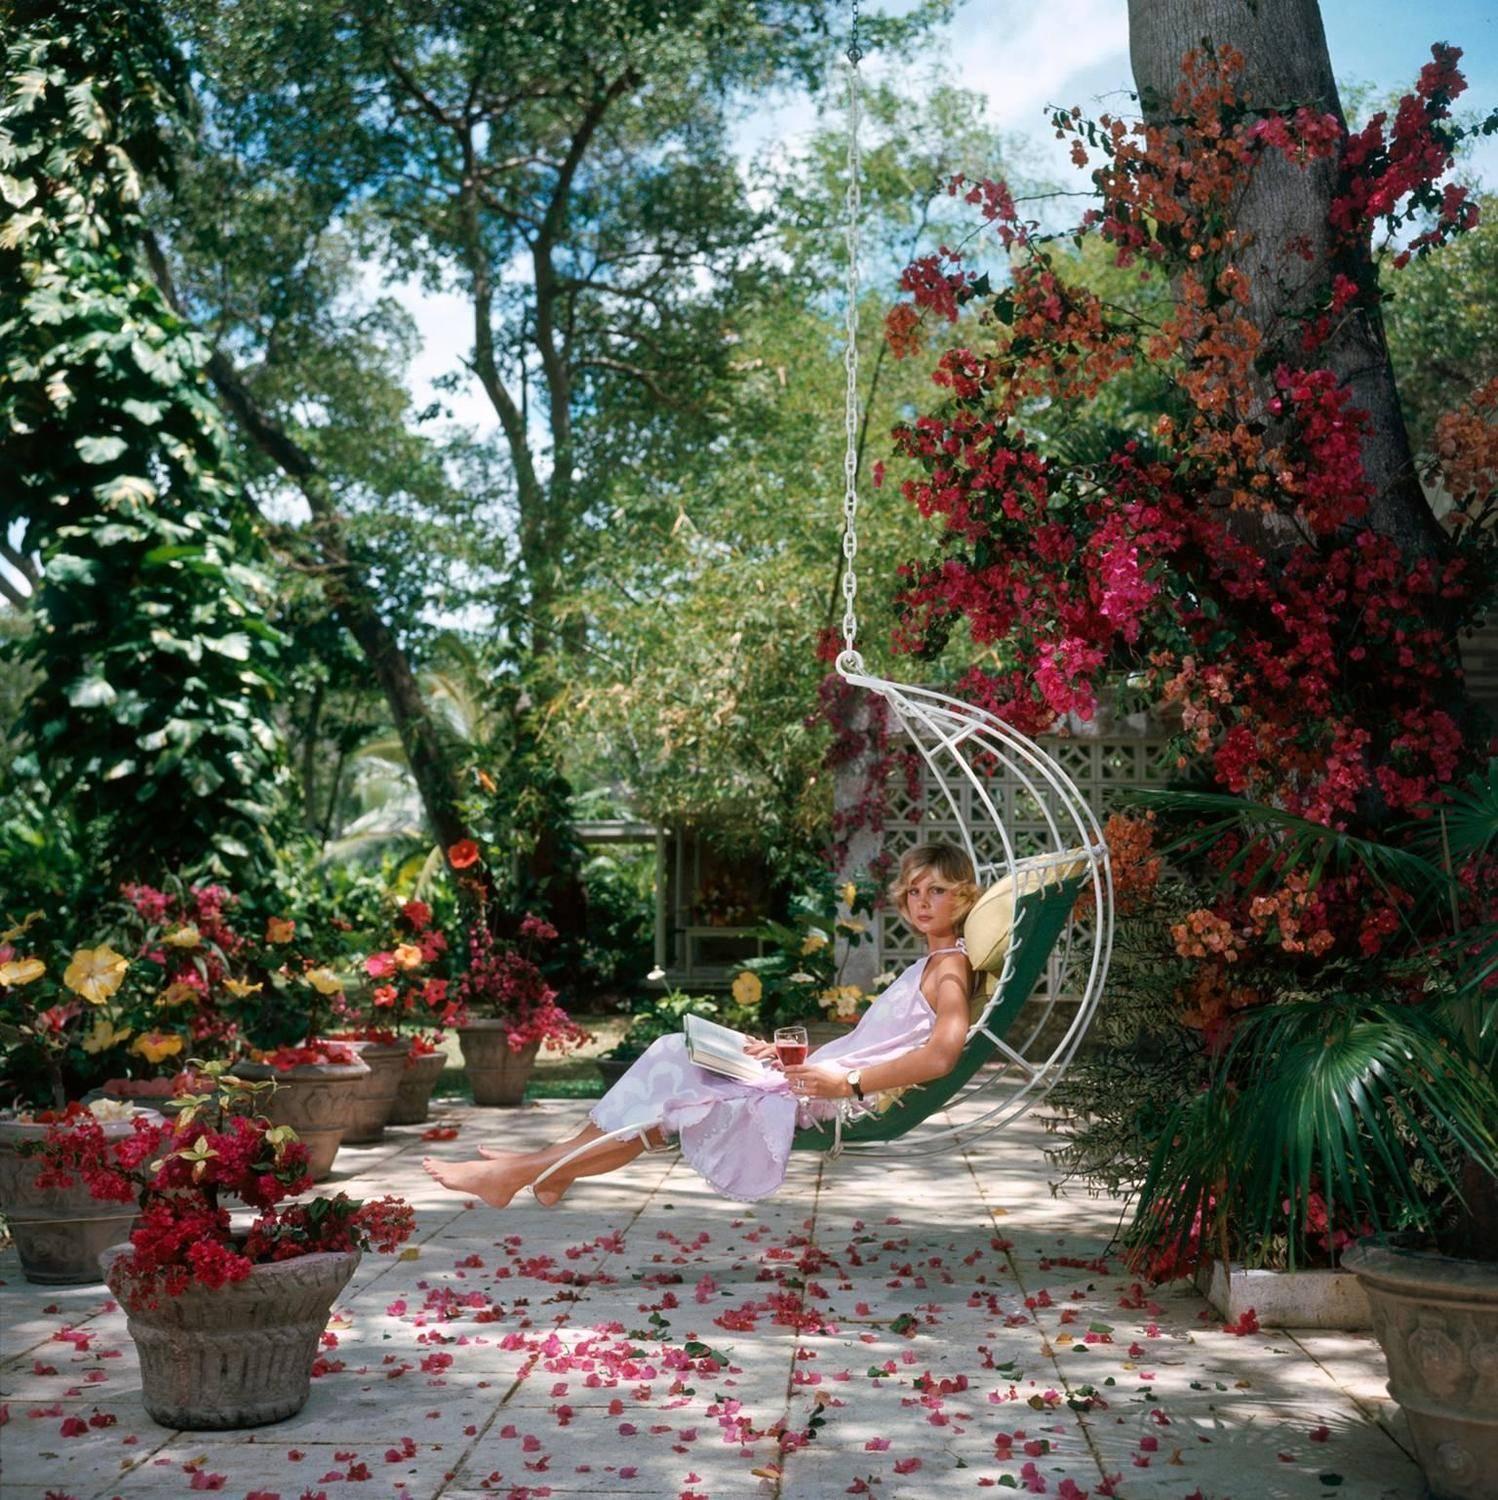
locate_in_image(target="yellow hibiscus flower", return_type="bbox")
[82,1015,133,1054]
[63,946,128,1005]
[800,929,829,955]
[392,943,424,970]
[162,924,200,947]
[265,916,295,943]
[223,977,263,998]
[304,967,343,995]
[132,1030,184,1064]
[0,956,45,986]
[157,980,199,1008]
[731,970,763,1007]
[841,881,858,909]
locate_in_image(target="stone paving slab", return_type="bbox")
[0,1098,1420,1500]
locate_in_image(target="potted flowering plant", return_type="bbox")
[0,916,168,1282]
[33,1073,415,1429]
[208,913,371,1178]
[328,897,455,1134]
[453,912,589,1106]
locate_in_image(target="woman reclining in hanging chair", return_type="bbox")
[422,843,977,1207]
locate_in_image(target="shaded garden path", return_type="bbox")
[1,1100,1420,1499]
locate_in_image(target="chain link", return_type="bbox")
[837,30,863,676]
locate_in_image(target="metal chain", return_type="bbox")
[837,13,864,677]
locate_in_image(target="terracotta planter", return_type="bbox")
[336,1040,407,1144]
[388,1049,449,1126]
[228,1056,369,1180]
[101,1244,359,1430]
[0,1113,161,1285]
[457,1023,539,1106]
[1342,1239,1498,1500]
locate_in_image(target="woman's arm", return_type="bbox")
[783,954,972,1100]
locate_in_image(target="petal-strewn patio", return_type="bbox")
[1,1100,1420,1499]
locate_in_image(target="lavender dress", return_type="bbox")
[590,946,964,1200]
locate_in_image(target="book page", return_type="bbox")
[684,1014,771,1081]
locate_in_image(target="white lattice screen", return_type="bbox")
[874,729,1173,1003]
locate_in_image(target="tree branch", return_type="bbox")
[0,534,40,588]
[572,354,672,404]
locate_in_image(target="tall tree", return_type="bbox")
[0,0,287,890]
[157,0,942,934]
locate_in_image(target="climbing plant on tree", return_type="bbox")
[881,17,1498,1265]
[0,0,288,897]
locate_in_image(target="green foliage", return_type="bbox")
[1383,191,1498,455]
[736,870,880,1033]
[577,848,656,995]
[607,986,750,1063]
[0,0,288,888]
[1046,879,1214,1205]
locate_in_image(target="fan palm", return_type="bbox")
[1122,763,1498,1269]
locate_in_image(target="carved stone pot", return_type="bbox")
[1342,1239,1498,1500]
[457,1024,539,1106]
[101,1243,359,1430]
[388,1049,448,1126]
[337,1040,408,1144]
[0,1113,160,1285]
[228,1056,369,1180]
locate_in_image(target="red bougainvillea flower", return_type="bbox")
[447,839,481,870]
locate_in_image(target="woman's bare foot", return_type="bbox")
[476,1145,525,1163]
[422,1155,530,1208]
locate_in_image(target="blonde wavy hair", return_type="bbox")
[889,842,980,931]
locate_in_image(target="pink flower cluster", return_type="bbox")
[453,917,588,1054]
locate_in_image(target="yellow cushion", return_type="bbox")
[961,850,1091,1012]
[963,873,1021,977]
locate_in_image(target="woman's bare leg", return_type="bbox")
[531,1126,671,1207]
[422,1121,666,1208]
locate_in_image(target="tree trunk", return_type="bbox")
[1127,0,1446,560]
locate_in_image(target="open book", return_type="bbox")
[683,1013,775,1084]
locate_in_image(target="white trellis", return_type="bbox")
[866,711,1173,1013]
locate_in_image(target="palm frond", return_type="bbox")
[1121,786,1447,918]
[1404,758,1498,867]
[1133,996,1498,1269]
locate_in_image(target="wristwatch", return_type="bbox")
[846,1069,864,1101]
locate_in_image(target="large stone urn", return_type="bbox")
[0,1113,161,1285]
[457,1023,539,1106]
[388,1048,449,1126]
[101,1244,359,1429]
[337,1039,407,1144]
[1342,1240,1498,1500]
[228,1055,369,1180]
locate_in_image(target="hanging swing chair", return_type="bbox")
[779,19,1114,1157]
[533,17,1112,1193]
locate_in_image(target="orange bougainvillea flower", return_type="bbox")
[447,839,481,870]
[265,916,295,943]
